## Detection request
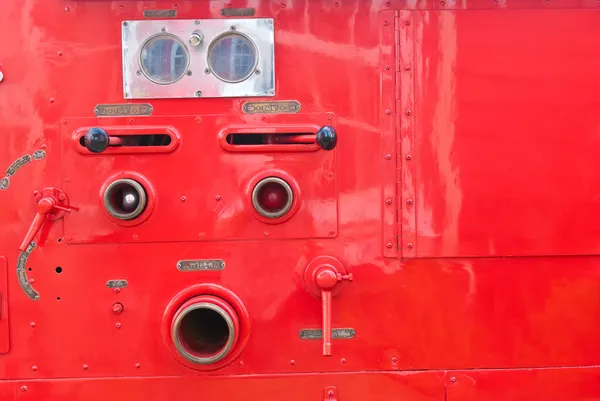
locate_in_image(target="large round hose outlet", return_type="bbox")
[171,295,240,365]
[103,178,147,220]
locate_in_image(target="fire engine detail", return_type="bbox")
[2,1,600,401]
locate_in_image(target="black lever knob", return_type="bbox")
[84,128,109,153]
[316,126,337,151]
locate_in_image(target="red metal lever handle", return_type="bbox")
[315,267,353,356]
[19,197,71,252]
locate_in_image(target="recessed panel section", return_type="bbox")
[122,19,275,99]
[61,114,337,244]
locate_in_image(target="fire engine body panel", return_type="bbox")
[1,0,600,399]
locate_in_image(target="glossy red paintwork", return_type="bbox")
[2,0,600,400]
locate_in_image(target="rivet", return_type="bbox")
[49,98,55,103]
[32,365,38,371]
[64,6,70,12]
[384,66,390,71]
[195,91,202,97]
[239,361,244,366]
[407,243,413,249]
[114,288,120,293]
[328,172,334,178]
[340,358,346,364]
[215,195,221,201]
[57,51,63,56]
[405,64,411,71]
[385,109,391,115]
[195,20,200,25]
[62,120,68,125]
[264,231,269,236]
[440,0,445,5]
[29,278,34,284]
[116,322,121,329]
[135,363,141,368]
[21,386,27,392]
[386,154,392,160]
[83,364,88,370]
[112,302,124,314]
[405,20,410,25]
[406,154,412,160]
[383,20,389,26]
[450,376,457,383]
[407,199,413,205]
[387,242,393,248]
[406,109,412,115]
[392,357,397,363]
[328,115,333,120]
[386,1,392,6]
[195,117,202,123]
[132,234,138,240]
[329,230,336,236]
[128,118,134,124]
[66,236,72,241]
[136,70,142,76]
[181,196,186,202]
[30,322,36,328]
[386,198,392,205]
[64,178,70,183]
[290,360,295,365]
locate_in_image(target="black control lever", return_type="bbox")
[316,126,337,151]
[84,127,109,153]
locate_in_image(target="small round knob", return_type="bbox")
[316,126,337,151]
[84,128,109,153]
[189,32,204,47]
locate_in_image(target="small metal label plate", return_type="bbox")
[106,279,128,288]
[32,150,46,160]
[177,259,225,271]
[94,104,153,117]
[16,242,39,300]
[299,328,356,340]
[143,9,177,18]
[221,8,255,17]
[242,100,301,115]
[6,155,32,177]
[0,177,8,191]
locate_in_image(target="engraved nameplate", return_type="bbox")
[177,260,225,271]
[107,279,128,288]
[143,9,177,18]
[94,104,153,117]
[299,328,356,340]
[221,8,255,17]
[242,100,301,115]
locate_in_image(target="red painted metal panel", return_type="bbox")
[446,368,600,401]
[0,372,444,401]
[408,9,600,258]
[0,256,8,354]
[0,0,600,399]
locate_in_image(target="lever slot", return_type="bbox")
[79,134,171,148]
[73,126,180,155]
[219,125,321,152]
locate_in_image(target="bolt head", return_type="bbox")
[189,32,203,47]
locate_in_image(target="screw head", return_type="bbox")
[32,365,38,371]
[83,364,88,370]
[406,154,412,160]
[290,360,295,365]
[406,109,412,115]
[407,199,413,205]
[215,195,221,201]
[405,20,410,25]
[387,242,393,248]
[340,358,346,364]
[21,386,27,392]
[181,196,187,202]
[135,363,141,368]
[385,109,391,115]
[386,154,392,160]
[386,198,392,205]
[195,91,202,97]
[450,376,457,383]
[30,322,36,328]
[407,243,413,249]
[116,322,121,329]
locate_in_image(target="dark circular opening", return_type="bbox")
[179,307,230,357]
[104,179,147,220]
[256,181,290,214]
[55,266,62,274]
[56,297,61,301]
[28,267,32,271]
